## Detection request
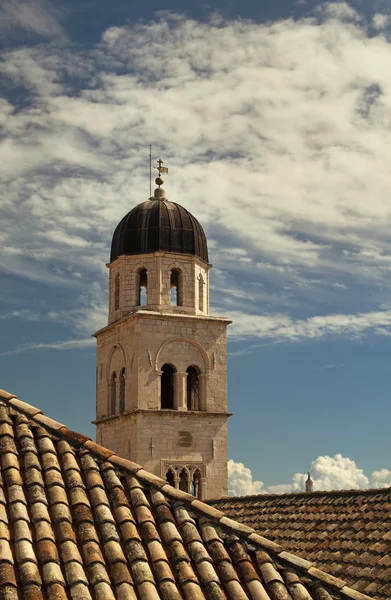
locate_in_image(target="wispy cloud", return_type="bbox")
[0,0,65,39]
[0,337,95,357]
[2,9,391,344]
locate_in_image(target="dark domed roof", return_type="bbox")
[110,199,208,263]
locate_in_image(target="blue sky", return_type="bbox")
[1,0,391,494]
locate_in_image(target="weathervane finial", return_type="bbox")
[154,158,168,200]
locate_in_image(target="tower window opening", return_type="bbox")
[119,368,125,413]
[114,273,120,311]
[198,275,204,312]
[161,364,175,409]
[179,468,189,493]
[186,366,200,410]
[137,268,148,306]
[166,469,175,487]
[192,469,201,498]
[110,372,117,415]
[170,268,183,306]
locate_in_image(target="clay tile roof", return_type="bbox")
[209,488,391,600]
[0,389,374,600]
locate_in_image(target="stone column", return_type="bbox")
[198,374,209,411]
[174,372,188,411]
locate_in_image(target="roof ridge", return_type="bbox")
[0,388,372,600]
[210,486,391,502]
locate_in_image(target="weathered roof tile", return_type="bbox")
[0,393,375,600]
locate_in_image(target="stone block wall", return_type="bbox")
[95,312,229,418]
[96,411,228,499]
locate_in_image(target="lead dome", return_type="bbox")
[110,198,209,263]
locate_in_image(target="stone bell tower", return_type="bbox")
[93,161,230,499]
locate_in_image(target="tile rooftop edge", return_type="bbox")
[209,486,391,502]
[0,388,374,600]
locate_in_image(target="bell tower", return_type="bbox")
[93,162,230,499]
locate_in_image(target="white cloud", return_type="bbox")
[373,14,389,31]
[229,454,391,496]
[228,459,265,496]
[370,468,391,488]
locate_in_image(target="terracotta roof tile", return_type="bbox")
[0,392,376,600]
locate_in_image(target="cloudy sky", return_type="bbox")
[1,0,391,495]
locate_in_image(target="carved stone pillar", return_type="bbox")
[174,372,188,410]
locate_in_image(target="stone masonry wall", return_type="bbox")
[95,411,228,499]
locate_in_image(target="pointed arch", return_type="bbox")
[191,469,202,498]
[165,468,176,487]
[178,467,190,493]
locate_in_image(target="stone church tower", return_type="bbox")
[94,164,230,499]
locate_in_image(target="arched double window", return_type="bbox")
[161,364,175,409]
[186,366,200,410]
[114,273,120,311]
[109,372,117,415]
[119,368,125,413]
[170,268,183,306]
[137,268,148,306]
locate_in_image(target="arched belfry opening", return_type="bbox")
[119,368,125,413]
[137,268,148,306]
[186,366,200,410]
[109,372,117,415]
[161,364,175,409]
[198,275,205,312]
[170,268,183,306]
[114,273,120,311]
[179,468,189,492]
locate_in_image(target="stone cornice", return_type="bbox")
[93,409,232,425]
[93,310,231,337]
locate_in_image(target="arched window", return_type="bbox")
[166,469,175,487]
[110,372,117,415]
[186,366,200,410]
[179,468,189,493]
[137,268,148,306]
[198,275,204,312]
[114,273,120,311]
[119,368,125,413]
[192,469,201,498]
[170,268,183,306]
[161,364,175,409]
